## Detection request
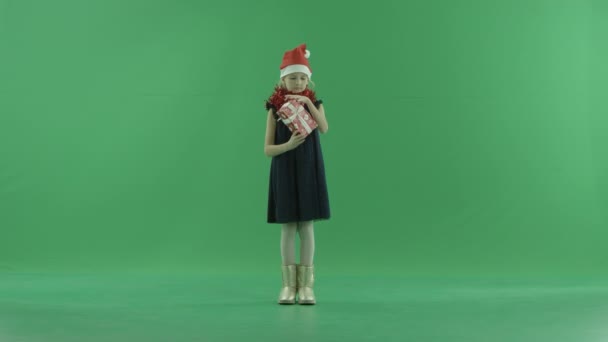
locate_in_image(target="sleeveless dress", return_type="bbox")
[266,100,331,224]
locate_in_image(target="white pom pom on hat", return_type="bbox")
[279,43,312,79]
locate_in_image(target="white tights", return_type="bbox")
[280,221,315,266]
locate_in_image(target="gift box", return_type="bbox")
[277,100,318,137]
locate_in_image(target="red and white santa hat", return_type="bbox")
[279,43,312,79]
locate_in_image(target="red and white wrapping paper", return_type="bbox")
[277,100,318,137]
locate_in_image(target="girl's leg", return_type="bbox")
[296,220,316,304]
[297,221,315,266]
[281,223,298,265]
[278,222,298,304]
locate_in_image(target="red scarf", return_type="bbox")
[266,86,317,111]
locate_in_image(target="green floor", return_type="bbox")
[1,273,607,341]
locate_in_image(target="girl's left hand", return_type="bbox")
[285,95,311,106]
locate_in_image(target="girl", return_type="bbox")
[264,44,330,305]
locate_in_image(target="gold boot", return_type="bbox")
[297,265,316,305]
[278,265,297,304]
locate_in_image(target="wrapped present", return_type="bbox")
[277,100,318,137]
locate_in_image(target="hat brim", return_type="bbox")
[280,65,312,79]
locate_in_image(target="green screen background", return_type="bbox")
[1,0,606,277]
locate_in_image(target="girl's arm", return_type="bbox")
[264,109,305,157]
[307,103,328,134]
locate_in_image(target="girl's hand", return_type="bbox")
[287,130,306,150]
[285,95,312,106]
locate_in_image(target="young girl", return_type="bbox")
[264,44,330,305]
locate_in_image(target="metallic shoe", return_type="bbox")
[278,265,297,304]
[297,265,316,305]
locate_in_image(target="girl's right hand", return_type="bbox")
[287,131,306,150]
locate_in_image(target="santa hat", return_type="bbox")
[279,44,312,79]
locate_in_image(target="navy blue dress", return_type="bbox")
[266,100,331,224]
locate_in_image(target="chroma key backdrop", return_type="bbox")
[1,0,607,341]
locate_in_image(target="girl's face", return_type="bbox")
[282,73,309,93]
